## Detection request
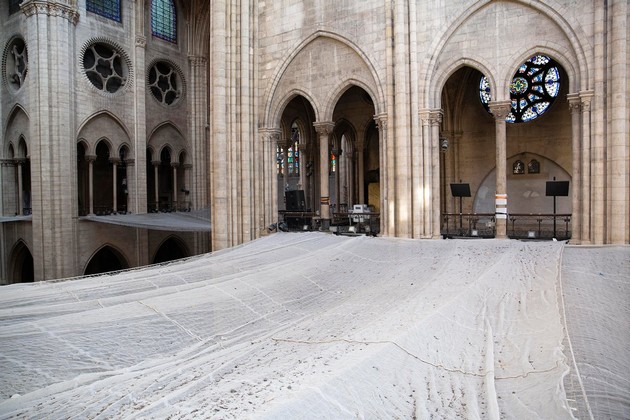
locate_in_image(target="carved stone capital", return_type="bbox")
[109,157,121,165]
[183,163,193,169]
[135,35,147,48]
[313,121,335,136]
[85,154,97,163]
[488,101,512,120]
[1,158,16,167]
[579,90,594,113]
[259,128,281,144]
[189,56,208,67]
[567,93,582,114]
[22,1,80,25]
[374,113,388,130]
[152,160,161,167]
[429,109,443,126]
[124,159,135,166]
[170,162,180,168]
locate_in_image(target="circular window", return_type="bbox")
[148,60,183,106]
[479,54,561,123]
[3,37,28,93]
[82,41,129,94]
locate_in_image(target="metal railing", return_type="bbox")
[508,213,571,240]
[441,212,572,240]
[441,213,496,238]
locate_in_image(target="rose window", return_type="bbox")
[4,37,28,92]
[479,54,561,123]
[83,42,128,93]
[148,61,182,105]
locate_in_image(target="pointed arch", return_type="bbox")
[152,235,189,264]
[264,31,385,127]
[8,240,34,283]
[423,0,590,107]
[84,244,129,276]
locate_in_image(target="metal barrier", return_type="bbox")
[441,213,496,238]
[441,212,572,240]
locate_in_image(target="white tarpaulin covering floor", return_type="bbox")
[0,233,628,419]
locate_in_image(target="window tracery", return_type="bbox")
[479,54,560,123]
[151,0,176,43]
[3,37,28,92]
[82,41,129,94]
[148,61,182,105]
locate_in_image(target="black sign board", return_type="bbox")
[546,181,569,197]
[450,183,471,198]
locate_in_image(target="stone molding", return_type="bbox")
[189,56,208,67]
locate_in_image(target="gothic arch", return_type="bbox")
[324,80,380,123]
[424,0,590,106]
[84,244,129,276]
[272,89,321,130]
[264,31,384,127]
[148,121,187,154]
[8,240,34,283]
[77,111,132,157]
[431,58,497,112]
[152,235,189,264]
[3,104,29,158]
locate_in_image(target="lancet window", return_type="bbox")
[151,0,177,43]
[87,0,121,22]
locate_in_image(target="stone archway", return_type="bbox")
[152,236,189,264]
[84,245,129,276]
[9,241,34,283]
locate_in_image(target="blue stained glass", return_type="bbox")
[531,55,550,65]
[532,85,544,94]
[87,0,121,22]
[519,99,528,110]
[151,0,177,43]
[532,73,544,83]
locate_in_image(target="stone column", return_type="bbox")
[609,0,629,243]
[567,93,582,243]
[86,154,96,215]
[356,140,365,206]
[374,114,388,235]
[15,159,24,216]
[313,122,335,228]
[23,1,79,279]
[579,91,594,243]
[188,56,208,210]
[430,110,443,239]
[111,157,120,213]
[152,160,160,211]
[419,110,431,238]
[171,162,179,210]
[124,159,134,213]
[183,163,192,211]
[489,101,512,239]
[131,2,148,215]
[260,128,280,229]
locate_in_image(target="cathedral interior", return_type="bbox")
[1,0,628,282]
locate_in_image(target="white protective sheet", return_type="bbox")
[0,233,627,419]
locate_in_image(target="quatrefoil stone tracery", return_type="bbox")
[83,43,127,93]
[148,61,181,105]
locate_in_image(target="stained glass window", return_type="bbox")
[276,124,300,176]
[9,0,23,14]
[479,54,560,123]
[330,151,336,173]
[151,0,176,43]
[87,0,121,22]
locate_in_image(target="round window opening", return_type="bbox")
[148,61,183,106]
[3,37,28,92]
[479,54,561,123]
[83,42,128,94]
